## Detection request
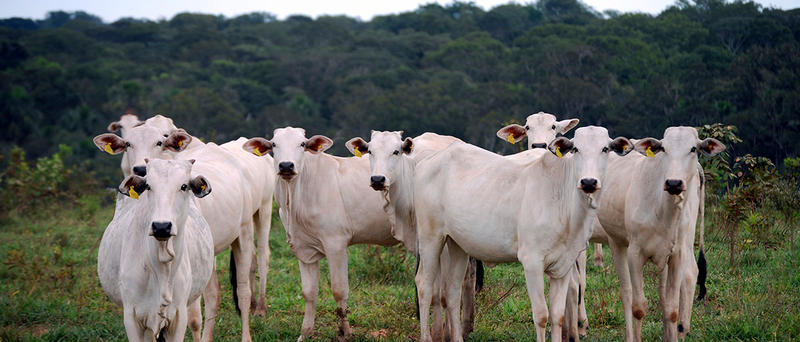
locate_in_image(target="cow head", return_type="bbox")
[243,127,332,181]
[107,114,143,138]
[549,126,632,195]
[143,114,178,135]
[346,131,413,191]
[634,126,725,195]
[118,159,210,249]
[94,126,192,177]
[497,112,579,150]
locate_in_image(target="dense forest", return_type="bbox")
[1,0,798,182]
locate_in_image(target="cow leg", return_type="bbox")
[460,257,478,340]
[678,250,698,339]
[123,307,146,342]
[592,243,605,266]
[188,297,203,341]
[442,241,469,342]
[298,260,320,341]
[608,240,635,342]
[549,273,571,342]
[627,247,647,342]
[166,305,189,342]
[577,248,589,336]
[564,254,582,342]
[432,255,446,342]
[201,271,221,342]
[520,259,548,342]
[416,233,446,342]
[252,206,272,316]
[327,245,353,341]
[232,239,254,342]
[661,252,683,342]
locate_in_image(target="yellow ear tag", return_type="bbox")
[252,148,262,156]
[317,144,323,151]
[104,143,114,154]
[507,134,516,144]
[178,140,183,148]
[200,184,206,191]
[556,146,563,158]
[354,146,362,158]
[646,146,655,158]
[128,186,139,200]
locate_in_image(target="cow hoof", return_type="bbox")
[593,259,604,267]
[251,303,266,317]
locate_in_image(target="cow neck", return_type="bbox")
[276,152,333,231]
[386,155,417,253]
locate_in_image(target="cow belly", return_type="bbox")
[448,228,518,263]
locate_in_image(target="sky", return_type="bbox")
[0,0,796,22]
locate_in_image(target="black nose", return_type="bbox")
[531,143,547,149]
[664,179,684,195]
[133,165,147,176]
[580,178,598,193]
[370,175,386,188]
[151,221,172,240]
[278,162,294,173]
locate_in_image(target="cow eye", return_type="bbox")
[551,125,556,130]
[180,184,188,191]
[524,125,529,130]
[300,142,305,147]
[602,147,609,153]
[572,148,579,153]
[393,150,400,155]
[156,141,162,146]
[125,142,131,147]
[690,146,697,153]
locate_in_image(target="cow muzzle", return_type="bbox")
[531,143,547,149]
[133,165,147,177]
[151,221,173,241]
[277,161,297,180]
[664,179,684,195]
[579,178,599,194]
[370,175,387,191]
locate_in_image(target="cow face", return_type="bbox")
[94,126,192,177]
[634,126,725,195]
[550,126,632,195]
[497,112,579,149]
[107,114,143,138]
[118,159,211,243]
[346,131,413,191]
[243,127,332,181]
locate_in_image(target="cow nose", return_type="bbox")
[531,143,547,149]
[580,178,598,193]
[278,162,294,173]
[370,175,387,190]
[151,221,172,240]
[664,179,684,195]
[133,165,147,177]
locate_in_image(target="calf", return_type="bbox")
[413,127,632,342]
[98,159,214,342]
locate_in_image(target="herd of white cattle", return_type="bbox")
[92,112,724,342]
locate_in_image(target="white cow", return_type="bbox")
[94,126,264,342]
[594,127,723,342]
[345,131,483,340]
[242,127,400,342]
[413,127,632,342]
[98,159,214,342]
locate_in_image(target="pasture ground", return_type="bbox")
[1,191,798,341]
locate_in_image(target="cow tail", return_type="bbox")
[230,249,241,316]
[696,165,707,302]
[475,259,485,293]
[414,252,420,320]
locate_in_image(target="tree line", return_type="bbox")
[0,0,798,183]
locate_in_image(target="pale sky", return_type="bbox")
[1,0,796,22]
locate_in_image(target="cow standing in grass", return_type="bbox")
[98,159,214,342]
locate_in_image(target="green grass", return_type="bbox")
[1,191,798,341]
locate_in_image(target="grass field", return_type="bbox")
[1,190,798,341]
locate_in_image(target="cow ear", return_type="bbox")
[94,133,127,155]
[496,124,527,144]
[118,175,148,199]
[548,137,574,157]
[163,130,192,152]
[243,138,273,157]
[608,137,633,156]
[402,137,413,154]
[107,121,122,132]
[189,175,212,198]
[634,138,663,157]
[305,135,333,154]
[556,118,580,134]
[345,137,369,156]
[697,138,725,157]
